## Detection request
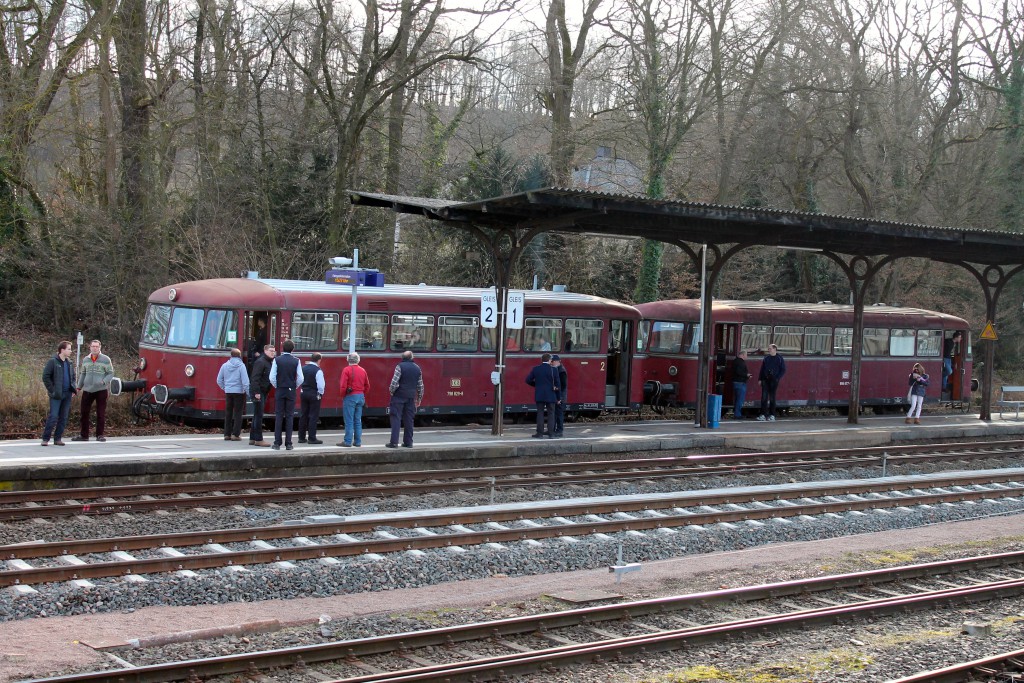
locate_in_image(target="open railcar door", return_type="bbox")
[607,320,632,407]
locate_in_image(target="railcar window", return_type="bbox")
[637,320,651,352]
[524,318,561,352]
[917,329,942,357]
[772,326,802,354]
[202,310,239,350]
[890,328,916,357]
[741,325,771,353]
[142,304,171,345]
[803,327,832,355]
[167,307,205,348]
[342,313,388,350]
[292,312,339,351]
[863,328,890,356]
[437,316,479,351]
[834,327,853,355]
[391,314,434,351]
[565,319,602,352]
[482,327,522,352]
[649,321,683,353]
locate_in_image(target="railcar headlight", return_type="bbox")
[668,365,678,376]
[138,357,147,371]
[184,364,195,378]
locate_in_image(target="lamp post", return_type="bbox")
[328,251,360,353]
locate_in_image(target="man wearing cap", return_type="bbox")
[552,355,568,436]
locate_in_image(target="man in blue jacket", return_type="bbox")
[526,353,561,438]
[757,344,786,422]
[41,340,77,446]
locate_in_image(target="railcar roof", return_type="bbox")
[636,299,968,323]
[150,278,639,313]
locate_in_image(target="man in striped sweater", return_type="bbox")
[74,339,115,442]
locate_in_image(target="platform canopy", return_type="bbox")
[350,187,1024,265]
[350,186,1024,425]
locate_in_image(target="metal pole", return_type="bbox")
[696,245,709,427]
[348,248,359,354]
[492,286,507,436]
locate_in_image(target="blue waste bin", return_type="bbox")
[707,394,722,429]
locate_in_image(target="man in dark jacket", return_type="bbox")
[387,350,424,448]
[526,353,561,438]
[248,345,275,446]
[552,355,568,436]
[757,344,786,422]
[731,350,750,419]
[41,340,77,446]
[298,352,325,445]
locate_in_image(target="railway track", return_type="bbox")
[5,468,1024,589]
[3,439,1023,520]
[890,648,1024,682]
[27,549,1024,683]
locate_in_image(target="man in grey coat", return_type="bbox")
[216,348,250,441]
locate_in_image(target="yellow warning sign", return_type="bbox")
[980,322,998,340]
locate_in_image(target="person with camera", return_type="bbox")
[756,344,786,422]
[337,352,370,447]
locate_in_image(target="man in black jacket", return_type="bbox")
[552,355,568,436]
[731,350,750,419]
[41,341,77,446]
[526,353,561,438]
[248,345,275,446]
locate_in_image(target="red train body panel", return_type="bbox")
[634,300,972,412]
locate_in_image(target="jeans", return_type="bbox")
[943,357,953,389]
[249,392,267,442]
[343,393,366,445]
[79,389,107,438]
[223,393,245,437]
[389,395,416,446]
[42,395,72,442]
[732,381,747,418]
[908,393,924,418]
[273,387,297,447]
[760,378,779,418]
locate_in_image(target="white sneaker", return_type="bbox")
[768,415,776,421]
[756,415,766,421]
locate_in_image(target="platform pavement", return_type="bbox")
[0,413,1022,489]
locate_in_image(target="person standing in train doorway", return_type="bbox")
[248,345,275,446]
[269,338,302,450]
[943,331,962,392]
[756,344,786,422]
[216,348,249,441]
[73,339,114,442]
[41,341,77,446]
[732,350,750,419]
[526,353,561,438]
[906,362,930,424]
[337,352,370,447]
[552,355,568,436]
[387,350,423,448]
[298,352,325,445]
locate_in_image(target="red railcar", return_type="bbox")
[122,276,643,423]
[635,300,972,414]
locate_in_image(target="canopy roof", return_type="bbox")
[350,187,1024,266]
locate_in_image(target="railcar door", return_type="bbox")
[713,323,739,399]
[244,311,279,366]
[946,329,968,400]
[607,320,632,407]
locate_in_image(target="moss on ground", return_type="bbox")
[647,648,873,682]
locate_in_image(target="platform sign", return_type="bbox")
[326,269,385,287]
[481,291,498,329]
[980,321,998,340]
[506,291,525,329]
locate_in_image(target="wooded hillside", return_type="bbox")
[2,0,1023,373]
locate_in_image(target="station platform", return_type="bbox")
[1,412,1024,490]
